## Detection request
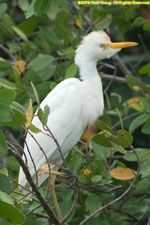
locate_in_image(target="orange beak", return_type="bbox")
[108,42,138,49]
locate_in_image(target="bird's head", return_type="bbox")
[75,31,138,67]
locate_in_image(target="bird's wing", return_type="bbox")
[18,78,85,187]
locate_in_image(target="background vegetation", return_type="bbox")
[0,0,150,224]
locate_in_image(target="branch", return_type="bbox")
[0,44,16,62]
[112,112,140,129]
[7,142,62,225]
[27,130,52,200]
[103,74,126,84]
[62,181,78,223]
[113,54,131,75]
[45,126,68,169]
[33,212,50,220]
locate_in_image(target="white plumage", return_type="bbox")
[18,31,137,188]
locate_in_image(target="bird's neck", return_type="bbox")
[78,61,100,81]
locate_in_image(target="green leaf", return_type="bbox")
[92,132,113,148]
[65,63,78,79]
[0,175,12,193]
[143,21,150,31]
[3,109,26,127]
[0,3,7,16]
[126,74,146,91]
[0,89,16,105]
[129,114,150,133]
[0,79,16,90]
[133,17,144,27]
[28,124,41,133]
[130,104,143,112]
[111,142,127,154]
[37,105,50,126]
[78,174,87,183]
[136,178,150,195]
[0,104,13,123]
[141,119,150,134]
[0,200,25,223]
[117,130,133,148]
[140,161,150,178]
[36,81,51,100]
[139,63,150,74]
[91,175,102,183]
[47,1,60,20]
[85,194,102,215]
[28,55,54,80]
[0,131,7,154]
[31,81,40,105]
[0,191,13,205]
[95,16,112,30]
[91,141,109,160]
[12,26,28,42]
[50,81,57,91]
[34,0,50,16]
[18,0,29,11]
[141,97,150,112]
[97,120,113,133]
[124,148,150,162]
[0,61,12,73]
[12,101,25,114]
[25,0,36,18]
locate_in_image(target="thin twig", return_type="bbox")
[25,205,42,216]
[32,212,50,219]
[24,138,38,186]
[0,44,16,62]
[104,67,117,93]
[9,176,31,193]
[134,34,147,69]
[103,74,126,84]
[46,126,68,169]
[62,181,78,223]
[7,141,28,165]
[112,112,140,129]
[12,190,40,203]
[27,131,52,200]
[15,191,33,205]
[7,142,61,225]
[113,54,131,75]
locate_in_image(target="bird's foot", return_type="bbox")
[38,163,66,179]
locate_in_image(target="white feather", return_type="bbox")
[18,30,119,188]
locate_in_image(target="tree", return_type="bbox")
[0,1,150,224]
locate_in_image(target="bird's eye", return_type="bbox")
[99,44,106,49]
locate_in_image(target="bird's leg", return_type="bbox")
[38,164,64,220]
[50,168,62,221]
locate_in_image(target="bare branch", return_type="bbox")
[103,74,126,84]
[7,142,61,225]
[113,54,131,75]
[27,131,52,200]
[62,181,78,223]
[46,126,68,169]
[25,205,42,216]
[0,44,16,62]
[32,212,50,220]
[24,138,38,186]
[112,112,140,129]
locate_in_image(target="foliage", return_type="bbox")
[0,1,150,225]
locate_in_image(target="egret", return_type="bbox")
[18,30,138,218]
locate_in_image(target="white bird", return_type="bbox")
[18,30,138,189]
